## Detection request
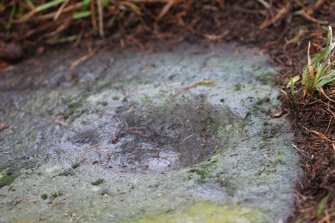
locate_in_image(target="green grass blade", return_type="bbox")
[82,0,91,10]
[316,193,331,217]
[316,77,335,89]
[313,47,329,64]
[6,3,17,30]
[316,70,335,89]
[290,78,295,96]
[73,11,90,19]
[314,64,329,84]
[36,0,64,12]
[327,26,332,49]
[304,68,313,91]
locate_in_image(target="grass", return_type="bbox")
[289,26,335,99]
[283,25,335,223]
[1,0,161,43]
[316,193,331,218]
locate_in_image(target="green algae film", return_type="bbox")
[0,170,15,188]
[122,202,267,223]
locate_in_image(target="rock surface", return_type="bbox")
[0,43,300,223]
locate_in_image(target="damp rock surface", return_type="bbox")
[0,43,300,223]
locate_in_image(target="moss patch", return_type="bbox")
[255,71,275,85]
[51,192,64,199]
[41,194,48,200]
[91,178,104,186]
[58,169,75,176]
[122,202,267,223]
[0,171,15,188]
[188,158,219,182]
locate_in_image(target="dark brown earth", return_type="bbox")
[1,1,335,222]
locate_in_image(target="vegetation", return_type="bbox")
[1,1,335,222]
[91,178,104,186]
[282,24,335,223]
[0,0,176,44]
[51,191,64,199]
[0,171,15,188]
[41,193,48,200]
[289,26,335,99]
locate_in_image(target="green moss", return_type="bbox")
[256,71,275,85]
[262,128,279,140]
[91,178,104,186]
[252,65,262,71]
[263,121,270,126]
[59,96,87,120]
[234,84,244,91]
[71,162,81,169]
[200,116,215,125]
[217,123,243,138]
[41,194,48,200]
[186,174,194,181]
[122,202,267,223]
[61,96,72,104]
[51,192,64,199]
[199,159,218,169]
[188,157,219,182]
[0,172,15,188]
[276,158,285,165]
[294,218,303,223]
[189,169,206,181]
[58,169,74,176]
[100,189,109,196]
[68,101,82,112]
[101,101,108,106]
[65,101,86,119]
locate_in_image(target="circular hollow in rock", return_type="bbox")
[64,98,241,173]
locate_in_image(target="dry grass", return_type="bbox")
[0,1,332,47]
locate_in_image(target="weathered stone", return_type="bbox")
[0,43,300,223]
